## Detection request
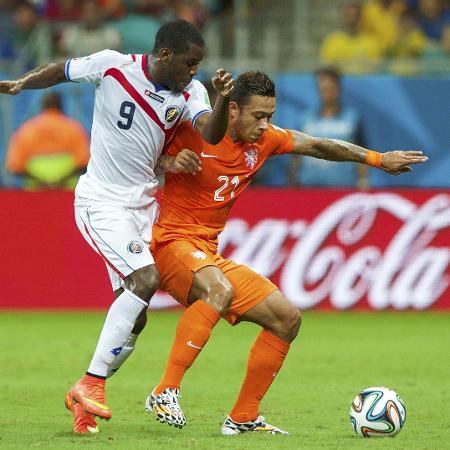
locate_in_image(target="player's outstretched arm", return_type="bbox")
[155,149,202,176]
[0,63,67,95]
[290,129,428,175]
[194,68,235,145]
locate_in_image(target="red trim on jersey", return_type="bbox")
[104,67,166,131]
[131,54,136,62]
[182,91,190,101]
[83,224,126,279]
[142,54,150,80]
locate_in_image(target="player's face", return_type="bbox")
[318,75,340,104]
[232,95,276,143]
[165,44,204,92]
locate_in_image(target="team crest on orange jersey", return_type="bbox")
[244,148,258,169]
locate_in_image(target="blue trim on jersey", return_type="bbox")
[192,109,212,128]
[85,209,135,272]
[65,59,72,81]
[153,82,170,92]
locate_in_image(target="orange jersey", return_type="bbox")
[153,121,295,253]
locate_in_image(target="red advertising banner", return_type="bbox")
[1,189,449,310]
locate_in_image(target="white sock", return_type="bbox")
[106,332,139,378]
[87,290,147,377]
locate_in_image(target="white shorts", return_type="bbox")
[75,200,159,291]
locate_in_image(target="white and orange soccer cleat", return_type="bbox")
[65,375,112,422]
[221,415,289,435]
[145,387,186,428]
[64,396,99,434]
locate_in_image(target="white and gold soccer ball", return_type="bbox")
[350,386,406,437]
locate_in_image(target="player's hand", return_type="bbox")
[0,80,23,95]
[381,150,428,175]
[172,149,202,175]
[212,69,234,97]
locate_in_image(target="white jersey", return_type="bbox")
[65,50,211,207]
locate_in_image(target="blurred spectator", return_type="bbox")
[320,1,383,73]
[0,0,16,65]
[112,2,161,54]
[421,23,450,69]
[59,0,122,57]
[5,92,90,190]
[386,10,427,73]
[288,67,368,189]
[12,2,53,69]
[46,0,82,21]
[165,0,211,29]
[361,0,407,51]
[416,0,450,40]
[98,0,127,19]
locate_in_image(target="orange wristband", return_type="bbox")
[365,150,383,168]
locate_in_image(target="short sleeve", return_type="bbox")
[5,128,29,173]
[267,125,295,156]
[166,121,204,157]
[65,50,132,84]
[182,80,212,126]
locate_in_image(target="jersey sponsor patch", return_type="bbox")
[145,90,165,103]
[127,240,143,254]
[165,106,181,123]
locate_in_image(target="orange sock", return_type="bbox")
[154,300,220,394]
[229,330,290,423]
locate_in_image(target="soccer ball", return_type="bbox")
[350,386,406,437]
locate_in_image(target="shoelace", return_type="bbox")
[157,389,183,415]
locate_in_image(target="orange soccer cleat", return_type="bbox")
[65,374,112,423]
[64,397,99,434]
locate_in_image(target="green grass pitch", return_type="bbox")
[1,310,449,449]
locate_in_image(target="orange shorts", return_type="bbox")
[152,239,278,325]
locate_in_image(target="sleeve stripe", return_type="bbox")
[65,59,72,81]
[192,108,212,127]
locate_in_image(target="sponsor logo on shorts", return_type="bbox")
[191,251,207,260]
[165,106,181,123]
[127,240,143,254]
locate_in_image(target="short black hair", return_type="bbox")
[42,92,62,111]
[230,71,275,107]
[152,19,204,55]
[315,66,341,83]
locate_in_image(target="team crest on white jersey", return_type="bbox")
[191,251,207,260]
[165,106,181,122]
[244,148,258,170]
[127,240,143,254]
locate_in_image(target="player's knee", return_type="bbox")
[125,265,160,303]
[276,307,301,343]
[289,308,302,340]
[208,282,234,315]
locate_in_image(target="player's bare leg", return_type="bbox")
[66,265,158,433]
[146,266,233,428]
[221,290,301,435]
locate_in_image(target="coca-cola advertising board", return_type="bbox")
[0,189,449,310]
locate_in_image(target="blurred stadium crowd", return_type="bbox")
[0,0,449,189]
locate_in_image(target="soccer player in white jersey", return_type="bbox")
[0,19,235,433]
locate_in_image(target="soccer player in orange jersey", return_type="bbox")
[143,72,427,434]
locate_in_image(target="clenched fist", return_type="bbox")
[212,69,235,97]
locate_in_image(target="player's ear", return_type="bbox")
[159,48,174,64]
[229,101,239,120]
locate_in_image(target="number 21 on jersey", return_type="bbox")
[214,175,240,202]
